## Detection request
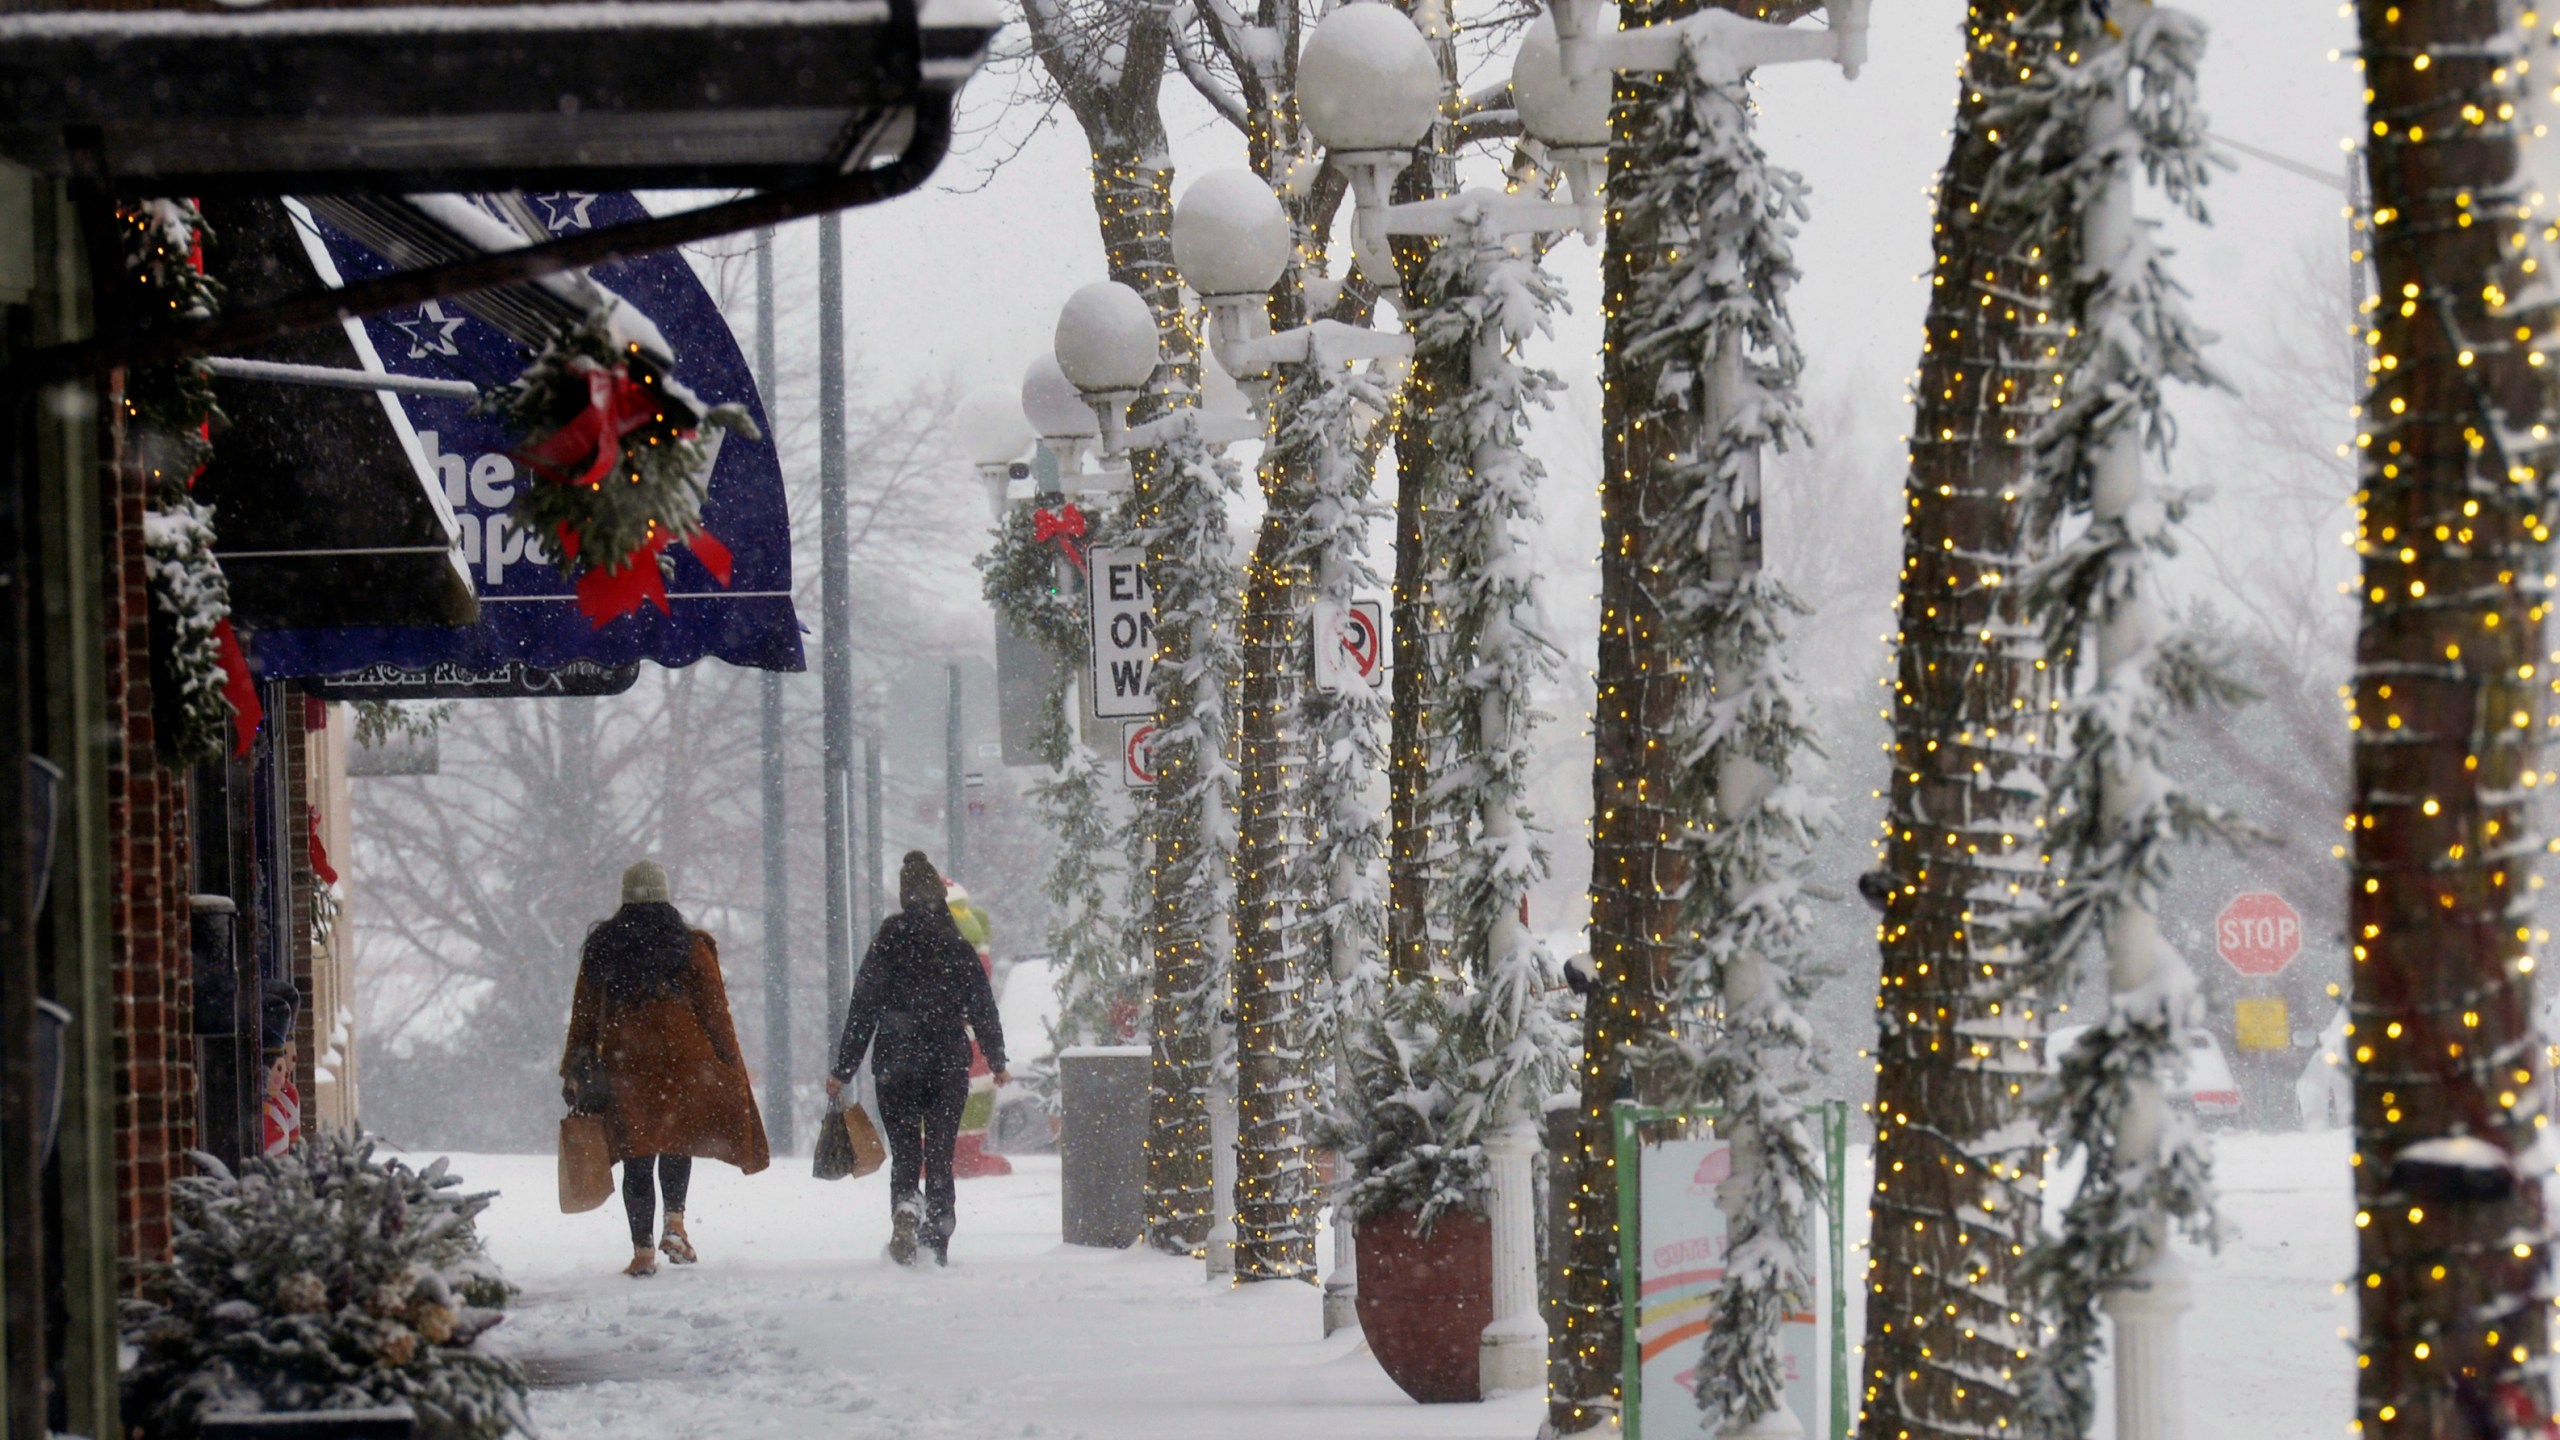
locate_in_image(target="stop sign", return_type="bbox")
[2217,893,2302,977]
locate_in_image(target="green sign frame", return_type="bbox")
[1612,1099,1852,1440]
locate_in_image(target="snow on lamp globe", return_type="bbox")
[1051,279,1160,459]
[954,382,1036,520]
[1171,169,1290,396]
[1295,1,1441,287]
[1020,352,1111,492]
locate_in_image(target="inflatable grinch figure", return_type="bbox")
[944,879,1012,1178]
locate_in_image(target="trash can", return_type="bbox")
[1059,1046,1149,1248]
[190,894,254,1168]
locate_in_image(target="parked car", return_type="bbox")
[2045,1022,2243,1128]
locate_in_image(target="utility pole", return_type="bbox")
[753,226,793,1150]
[819,212,854,1035]
[944,662,965,879]
[863,730,884,938]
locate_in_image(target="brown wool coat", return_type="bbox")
[561,931,771,1173]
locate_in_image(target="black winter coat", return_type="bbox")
[830,900,1006,1087]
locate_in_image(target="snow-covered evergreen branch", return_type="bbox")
[1342,207,1575,1229]
[119,198,240,769]
[1983,6,2239,1434]
[1130,411,1243,1084]
[1244,335,1392,1272]
[1620,48,1831,1439]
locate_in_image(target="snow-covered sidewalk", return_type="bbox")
[432,1151,1543,1439]
[416,1130,2354,1440]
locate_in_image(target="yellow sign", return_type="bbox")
[2235,996,2290,1052]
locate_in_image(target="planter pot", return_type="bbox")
[1354,1207,1493,1404]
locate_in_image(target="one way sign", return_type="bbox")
[1088,545,1155,720]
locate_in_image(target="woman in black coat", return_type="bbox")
[826,850,1007,1266]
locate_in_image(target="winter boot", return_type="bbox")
[623,1246,659,1278]
[888,1200,921,1267]
[659,1213,698,1265]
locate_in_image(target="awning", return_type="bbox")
[245,192,805,680]
[0,0,994,389]
[195,197,478,633]
[0,0,992,195]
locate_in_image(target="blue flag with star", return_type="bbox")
[250,191,805,680]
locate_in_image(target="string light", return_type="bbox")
[2342,2,2560,1433]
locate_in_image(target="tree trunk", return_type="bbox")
[2348,3,2554,1433]
[1088,140,1226,1259]
[1547,4,1692,1424]
[1231,486,1311,1280]
[1853,12,2059,1440]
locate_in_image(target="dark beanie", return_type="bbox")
[898,851,944,913]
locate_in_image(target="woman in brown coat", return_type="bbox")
[561,860,771,1277]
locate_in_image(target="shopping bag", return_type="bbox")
[813,1095,887,1181]
[841,1101,887,1177]
[557,1113,613,1213]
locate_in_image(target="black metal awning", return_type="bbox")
[195,196,477,632]
[0,0,994,384]
[0,0,989,195]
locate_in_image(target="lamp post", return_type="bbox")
[954,383,1035,523]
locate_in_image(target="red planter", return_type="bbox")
[1354,1208,1493,1404]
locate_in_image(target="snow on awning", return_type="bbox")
[247,192,805,682]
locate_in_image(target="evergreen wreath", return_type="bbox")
[118,199,239,770]
[492,316,758,620]
[122,1133,526,1440]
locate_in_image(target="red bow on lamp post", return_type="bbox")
[1032,503,1089,578]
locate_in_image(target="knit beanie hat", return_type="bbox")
[621,860,671,906]
[897,851,943,912]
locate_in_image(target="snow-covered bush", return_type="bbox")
[122,1132,526,1440]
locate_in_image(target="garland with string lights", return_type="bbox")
[1609,48,1834,1437]
[2342,2,2560,1435]
[980,498,1135,1057]
[1976,7,2243,1434]
[1338,209,1577,1231]
[1852,7,2073,1436]
[494,317,758,625]
[119,199,245,769]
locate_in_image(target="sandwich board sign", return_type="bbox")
[1616,1102,1849,1440]
[1089,545,1155,720]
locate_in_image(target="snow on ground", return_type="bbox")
[409,1130,2353,1440]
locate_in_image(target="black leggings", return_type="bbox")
[622,1154,692,1247]
[876,1071,969,1243]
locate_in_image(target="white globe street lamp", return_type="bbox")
[1172,169,1291,396]
[1168,167,1416,414]
[1311,0,1868,287]
[1022,352,1119,493]
[1053,280,1163,459]
[1509,7,1615,239]
[1296,1,1443,288]
[954,382,1036,520]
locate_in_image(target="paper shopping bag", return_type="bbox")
[558,1113,613,1213]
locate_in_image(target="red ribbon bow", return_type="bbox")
[1032,504,1089,577]
[516,360,661,489]
[553,521,735,628]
